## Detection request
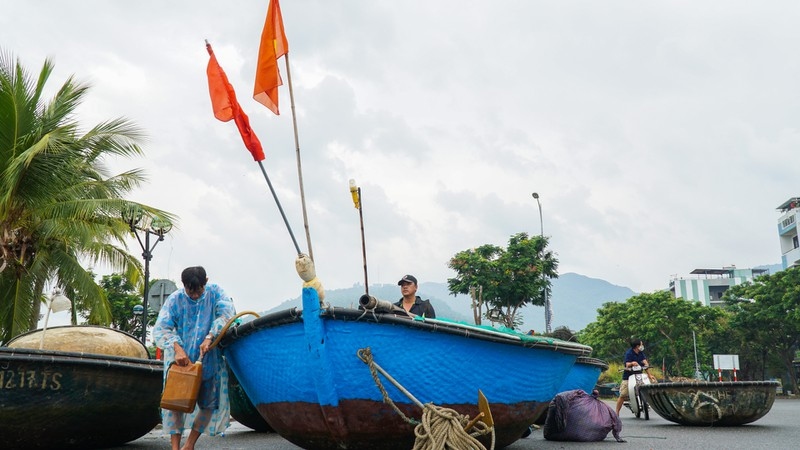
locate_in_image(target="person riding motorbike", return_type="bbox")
[615,338,656,416]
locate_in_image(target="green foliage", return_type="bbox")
[580,269,800,391]
[548,325,579,343]
[580,290,726,378]
[0,51,175,344]
[447,232,557,330]
[722,266,800,394]
[599,362,665,385]
[599,362,624,385]
[79,274,141,333]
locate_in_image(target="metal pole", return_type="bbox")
[123,207,170,346]
[349,180,369,295]
[257,161,302,255]
[141,231,151,345]
[38,300,53,350]
[693,330,702,380]
[532,193,552,333]
[133,228,164,345]
[533,193,543,237]
[357,187,369,296]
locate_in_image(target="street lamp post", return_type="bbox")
[39,290,72,350]
[532,193,552,334]
[123,206,171,345]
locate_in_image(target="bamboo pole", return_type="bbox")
[283,54,314,261]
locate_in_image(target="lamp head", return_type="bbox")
[532,192,539,199]
[349,179,360,209]
[150,216,173,236]
[49,291,72,313]
[121,205,143,228]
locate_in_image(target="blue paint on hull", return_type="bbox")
[557,358,607,394]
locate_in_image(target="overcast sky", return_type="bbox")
[3,1,796,327]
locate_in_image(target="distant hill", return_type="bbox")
[262,265,783,333]
[518,273,637,333]
[264,272,637,332]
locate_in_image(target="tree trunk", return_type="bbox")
[27,279,46,332]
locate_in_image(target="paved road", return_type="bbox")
[113,398,800,449]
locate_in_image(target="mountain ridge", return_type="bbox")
[264,264,783,332]
[264,272,638,332]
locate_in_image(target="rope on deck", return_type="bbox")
[358,347,494,450]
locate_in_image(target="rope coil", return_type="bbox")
[357,347,494,450]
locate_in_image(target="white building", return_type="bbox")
[777,197,800,269]
[670,267,768,307]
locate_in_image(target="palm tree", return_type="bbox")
[0,51,176,344]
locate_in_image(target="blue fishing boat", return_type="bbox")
[531,355,609,425]
[557,356,609,394]
[221,288,592,449]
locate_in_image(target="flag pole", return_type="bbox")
[205,39,302,256]
[258,160,302,255]
[283,53,314,261]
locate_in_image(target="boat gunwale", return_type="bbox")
[0,347,162,371]
[639,380,780,390]
[575,355,609,371]
[220,305,592,356]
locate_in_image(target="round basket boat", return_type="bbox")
[1,325,162,449]
[6,325,149,358]
[638,381,779,426]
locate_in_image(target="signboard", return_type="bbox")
[148,279,177,313]
[713,354,740,370]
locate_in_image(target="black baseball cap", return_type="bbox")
[397,274,418,285]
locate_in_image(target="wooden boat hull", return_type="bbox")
[228,366,273,432]
[638,381,779,426]
[0,347,163,449]
[221,288,591,449]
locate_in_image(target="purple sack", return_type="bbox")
[543,389,624,442]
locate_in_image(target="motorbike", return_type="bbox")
[622,364,652,420]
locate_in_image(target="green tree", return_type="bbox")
[0,52,175,344]
[84,274,142,333]
[447,244,502,326]
[447,232,557,329]
[581,291,726,379]
[723,267,800,393]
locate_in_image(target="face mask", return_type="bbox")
[638,345,645,352]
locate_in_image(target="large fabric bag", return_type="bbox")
[160,361,203,413]
[543,389,624,442]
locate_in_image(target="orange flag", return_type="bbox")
[206,42,265,162]
[254,0,289,115]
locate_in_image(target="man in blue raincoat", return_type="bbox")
[154,266,235,450]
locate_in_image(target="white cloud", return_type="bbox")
[3,0,795,322]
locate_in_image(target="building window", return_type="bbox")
[794,236,799,249]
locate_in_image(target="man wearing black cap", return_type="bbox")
[395,274,436,318]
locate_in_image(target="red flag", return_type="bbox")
[253,0,289,115]
[206,42,265,162]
